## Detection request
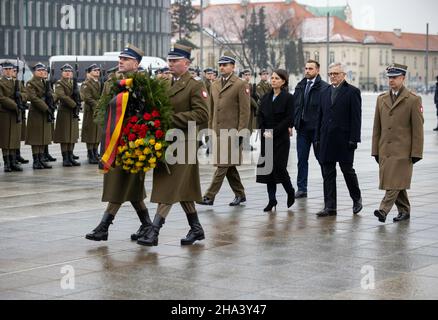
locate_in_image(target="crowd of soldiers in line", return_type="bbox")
[0,60,272,172]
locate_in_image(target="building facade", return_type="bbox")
[0,0,172,65]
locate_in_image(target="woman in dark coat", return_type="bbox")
[256,69,295,211]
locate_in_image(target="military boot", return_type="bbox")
[32,154,44,170]
[87,149,98,164]
[137,214,165,246]
[44,145,57,162]
[16,149,29,164]
[93,148,101,161]
[9,155,23,171]
[62,152,73,167]
[68,151,81,166]
[180,212,205,245]
[38,153,52,169]
[131,208,152,241]
[3,156,12,172]
[85,212,115,241]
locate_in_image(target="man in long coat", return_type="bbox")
[315,62,362,217]
[80,64,102,164]
[25,63,54,169]
[197,52,251,207]
[372,64,424,223]
[0,61,26,172]
[137,44,209,246]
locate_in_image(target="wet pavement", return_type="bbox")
[1,93,438,300]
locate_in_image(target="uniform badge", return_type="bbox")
[201,90,208,99]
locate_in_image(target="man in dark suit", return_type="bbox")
[315,62,362,217]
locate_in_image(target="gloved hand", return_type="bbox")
[412,157,421,164]
[374,155,379,164]
[348,141,358,150]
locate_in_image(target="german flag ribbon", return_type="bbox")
[100,78,133,172]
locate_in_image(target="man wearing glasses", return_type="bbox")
[315,62,362,217]
[372,63,424,223]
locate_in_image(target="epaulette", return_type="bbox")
[378,92,385,97]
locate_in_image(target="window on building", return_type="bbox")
[39,30,45,56]
[10,0,16,26]
[414,57,417,69]
[47,30,53,56]
[122,8,127,31]
[385,50,389,65]
[1,0,7,26]
[314,51,319,62]
[360,52,364,66]
[92,5,97,30]
[329,51,335,64]
[4,29,10,55]
[392,55,395,63]
[379,50,383,65]
[84,5,89,29]
[100,6,105,30]
[434,57,438,69]
[403,56,407,65]
[304,51,310,62]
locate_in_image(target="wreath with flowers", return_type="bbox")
[95,72,172,174]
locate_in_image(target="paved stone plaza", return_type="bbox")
[1,93,438,300]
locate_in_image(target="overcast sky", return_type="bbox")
[194,0,438,34]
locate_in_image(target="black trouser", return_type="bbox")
[321,162,361,210]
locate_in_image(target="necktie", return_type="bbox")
[304,81,312,106]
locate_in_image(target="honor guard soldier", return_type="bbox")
[53,64,81,166]
[80,64,102,164]
[13,64,29,165]
[372,63,424,223]
[86,44,152,243]
[256,69,272,102]
[41,68,57,163]
[0,61,27,172]
[25,63,54,169]
[198,51,251,206]
[137,44,209,246]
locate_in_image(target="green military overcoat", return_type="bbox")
[150,71,209,204]
[372,86,424,190]
[25,76,53,146]
[209,74,250,167]
[0,77,25,149]
[53,78,79,143]
[80,78,102,144]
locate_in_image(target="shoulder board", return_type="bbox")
[409,90,418,96]
[378,92,386,97]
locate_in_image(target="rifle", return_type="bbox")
[99,64,105,95]
[14,57,28,123]
[71,57,82,120]
[44,76,56,123]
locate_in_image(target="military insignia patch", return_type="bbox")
[201,90,208,99]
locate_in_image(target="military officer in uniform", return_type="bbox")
[13,65,29,165]
[137,44,209,246]
[86,44,152,242]
[25,63,54,169]
[80,64,102,164]
[256,69,271,102]
[372,63,424,223]
[41,68,57,163]
[53,64,81,167]
[197,52,251,206]
[0,61,27,172]
[202,67,215,94]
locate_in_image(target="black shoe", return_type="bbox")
[393,212,410,222]
[9,155,23,171]
[87,149,99,164]
[85,212,115,241]
[62,151,73,167]
[263,200,277,212]
[181,212,205,245]
[16,150,29,164]
[3,156,12,172]
[137,214,165,246]
[295,190,307,198]
[131,208,152,241]
[197,196,214,206]
[38,154,52,169]
[68,151,81,166]
[287,189,295,208]
[316,209,337,217]
[353,198,363,214]
[44,146,57,162]
[374,209,387,223]
[32,154,45,170]
[93,148,100,161]
[229,196,246,206]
